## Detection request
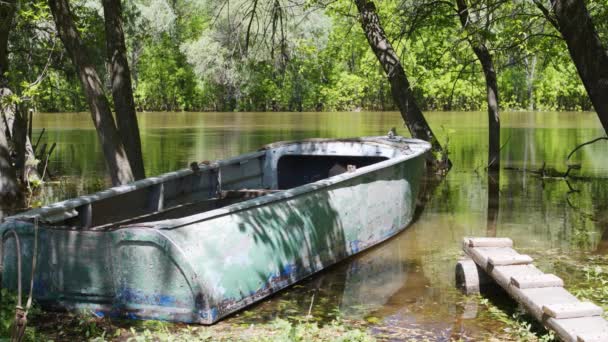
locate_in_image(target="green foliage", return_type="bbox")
[572,265,608,313]
[0,289,40,341]
[263,318,374,342]
[135,34,203,111]
[20,312,374,341]
[0,289,14,338]
[4,0,603,112]
[477,297,556,341]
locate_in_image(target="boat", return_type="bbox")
[0,136,430,324]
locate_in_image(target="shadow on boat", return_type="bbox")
[221,168,450,324]
[234,164,426,304]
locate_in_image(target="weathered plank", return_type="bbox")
[543,302,603,319]
[511,273,564,289]
[577,331,608,342]
[460,237,608,342]
[519,286,580,319]
[548,316,608,342]
[464,245,520,270]
[464,237,513,248]
[492,264,544,288]
[488,254,533,267]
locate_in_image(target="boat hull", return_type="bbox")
[0,137,428,324]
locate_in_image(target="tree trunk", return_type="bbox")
[525,54,537,111]
[5,101,40,183]
[0,0,16,82]
[547,0,608,134]
[49,0,134,185]
[102,0,145,180]
[2,0,39,186]
[353,0,448,164]
[0,0,19,197]
[486,171,499,237]
[456,0,500,171]
[0,89,19,197]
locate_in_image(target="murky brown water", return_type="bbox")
[18,111,608,339]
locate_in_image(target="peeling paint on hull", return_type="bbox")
[0,137,430,324]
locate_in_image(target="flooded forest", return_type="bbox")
[1,0,608,341]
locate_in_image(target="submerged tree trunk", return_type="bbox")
[539,0,608,134]
[102,0,145,180]
[456,0,500,172]
[0,0,19,197]
[486,171,499,237]
[354,0,448,165]
[4,98,40,183]
[49,0,134,185]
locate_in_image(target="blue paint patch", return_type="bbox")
[349,240,362,253]
[158,295,176,306]
[264,263,298,284]
[280,263,297,277]
[117,287,179,308]
[210,307,219,321]
[200,307,219,321]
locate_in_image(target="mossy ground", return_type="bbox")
[4,251,607,341]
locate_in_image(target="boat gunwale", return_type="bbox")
[5,136,430,229]
[124,136,430,231]
[5,149,267,222]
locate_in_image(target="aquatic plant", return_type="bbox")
[477,297,556,341]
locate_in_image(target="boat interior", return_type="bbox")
[12,139,412,230]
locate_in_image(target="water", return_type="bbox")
[23,111,608,339]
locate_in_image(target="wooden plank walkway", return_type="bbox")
[456,237,608,342]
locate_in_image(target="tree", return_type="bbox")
[353,0,448,165]
[0,0,19,198]
[0,1,14,86]
[456,0,500,171]
[49,0,135,185]
[535,0,608,135]
[0,94,19,199]
[103,0,145,180]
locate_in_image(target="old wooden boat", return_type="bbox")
[0,136,430,324]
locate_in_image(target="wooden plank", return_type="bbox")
[520,287,580,309]
[464,246,520,269]
[461,237,608,342]
[577,331,608,342]
[511,273,564,289]
[488,254,533,267]
[464,237,513,248]
[547,316,608,342]
[493,264,544,288]
[543,302,603,319]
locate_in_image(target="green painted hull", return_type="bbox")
[0,137,430,324]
